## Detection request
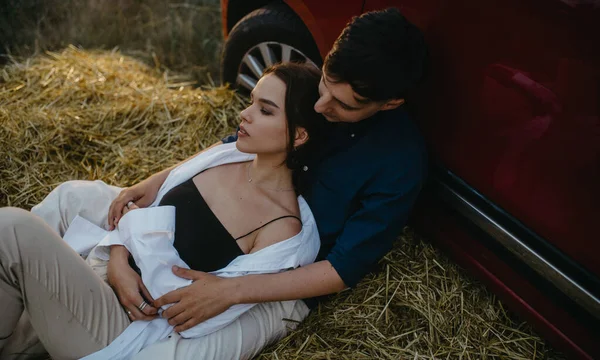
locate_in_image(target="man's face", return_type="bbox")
[314,70,390,123]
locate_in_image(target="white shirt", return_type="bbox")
[61,143,320,360]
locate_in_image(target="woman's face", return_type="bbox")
[236,74,289,156]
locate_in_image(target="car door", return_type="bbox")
[364,0,600,357]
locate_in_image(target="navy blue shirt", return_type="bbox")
[223,107,427,292]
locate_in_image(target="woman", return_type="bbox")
[0,62,326,360]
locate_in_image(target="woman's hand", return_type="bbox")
[120,202,139,217]
[108,178,162,230]
[107,246,158,321]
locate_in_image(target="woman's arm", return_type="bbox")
[107,141,223,229]
[107,245,158,321]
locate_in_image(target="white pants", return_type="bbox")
[27,180,310,360]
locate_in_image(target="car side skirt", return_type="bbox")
[434,170,600,321]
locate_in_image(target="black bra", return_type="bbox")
[155,177,301,272]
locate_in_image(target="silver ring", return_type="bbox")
[126,310,132,316]
[138,300,148,312]
[126,201,134,209]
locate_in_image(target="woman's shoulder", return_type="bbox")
[250,215,302,253]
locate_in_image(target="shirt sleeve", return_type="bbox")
[117,206,192,300]
[221,127,240,143]
[326,163,425,288]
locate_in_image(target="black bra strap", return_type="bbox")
[234,215,302,241]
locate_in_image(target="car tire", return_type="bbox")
[221,2,322,91]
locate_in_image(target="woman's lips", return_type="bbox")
[238,124,249,137]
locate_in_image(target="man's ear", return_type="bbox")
[381,98,405,111]
[293,127,309,148]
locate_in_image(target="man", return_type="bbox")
[138,7,428,358]
[19,7,428,360]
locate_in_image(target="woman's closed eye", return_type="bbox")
[247,99,272,116]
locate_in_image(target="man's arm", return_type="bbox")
[143,140,224,191]
[232,260,346,303]
[154,260,346,332]
[230,166,424,302]
[142,130,236,199]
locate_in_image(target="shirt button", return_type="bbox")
[350,133,355,138]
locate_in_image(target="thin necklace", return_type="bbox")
[246,163,295,192]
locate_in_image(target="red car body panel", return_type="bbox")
[288,0,600,278]
[391,0,599,277]
[222,0,600,357]
[220,0,229,41]
[284,0,364,57]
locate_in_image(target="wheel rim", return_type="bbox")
[236,42,319,91]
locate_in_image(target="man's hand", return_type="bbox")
[154,266,236,333]
[107,248,159,321]
[154,261,346,332]
[108,178,161,230]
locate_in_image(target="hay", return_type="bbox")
[0,45,243,208]
[1,0,223,84]
[0,47,564,359]
[259,228,563,360]
[258,229,566,359]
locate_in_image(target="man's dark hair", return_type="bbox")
[262,62,327,191]
[324,7,429,102]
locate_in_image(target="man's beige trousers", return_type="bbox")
[0,180,309,360]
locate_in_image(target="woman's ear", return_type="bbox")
[293,127,309,148]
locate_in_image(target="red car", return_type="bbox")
[219,0,600,358]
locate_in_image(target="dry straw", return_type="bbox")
[1,45,244,207]
[259,228,565,359]
[0,47,563,359]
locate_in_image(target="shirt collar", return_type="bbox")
[331,109,383,136]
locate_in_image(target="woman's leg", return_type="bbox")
[31,180,123,236]
[0,208,130,360]
[2,180,123,359]
[0,312,44,359]
[132,299,310,360]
